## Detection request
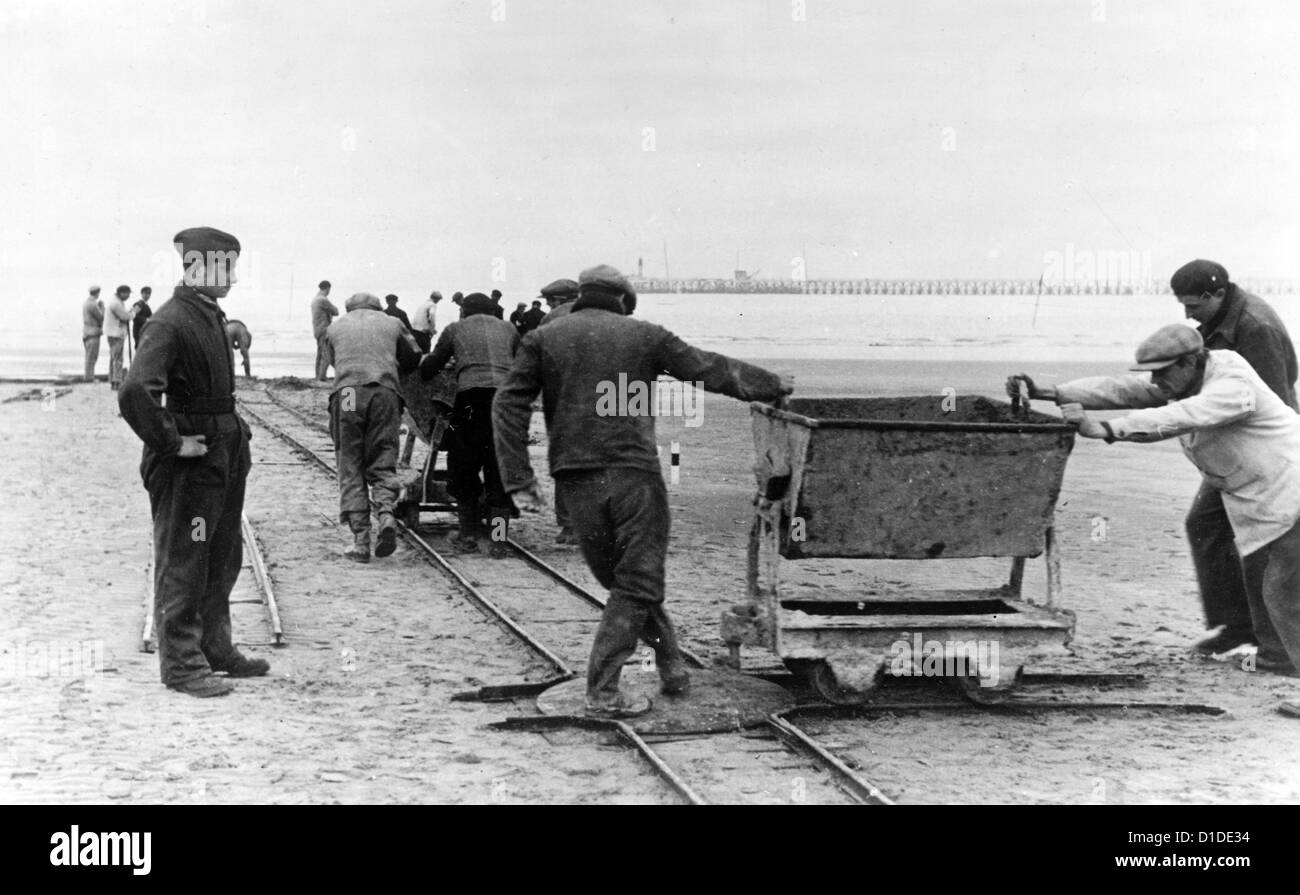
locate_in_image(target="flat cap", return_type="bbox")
[345,292,382,312]
[578,264,633,296]
[1131,324,1204,371]
[461,292,496,317]
[1170,259,1229,297]
[539,278,580,299]
[173,226,241,259]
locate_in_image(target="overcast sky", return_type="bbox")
[3,0,1299,310]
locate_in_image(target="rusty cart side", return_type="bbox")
[722,395,1078,704]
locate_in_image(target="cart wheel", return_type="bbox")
[810,661,878,707]
[950,671,1020,706]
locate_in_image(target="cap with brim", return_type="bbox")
[539,278,580,299]
[1130,323,1204,371]
[345,292,382,311]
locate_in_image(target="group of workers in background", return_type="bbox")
[82,281,251,386]
[110,231,1299,720]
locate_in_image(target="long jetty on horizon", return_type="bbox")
[629,277,1300,296]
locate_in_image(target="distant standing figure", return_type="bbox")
[519,300,546,336]
[132,286,153,348]
[81,285,104,382]
[311,280,339,380]
[490,289,505,319]
[508,302,527,330]
[409,290,441,352]
[104,285,133,390]
[383,294,412,332]
[322,292,422,562]
[226,319,253,377]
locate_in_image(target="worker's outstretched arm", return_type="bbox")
[657,329,787,402]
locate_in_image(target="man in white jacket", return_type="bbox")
[104,285,133,390]
[1009,324,1300,717]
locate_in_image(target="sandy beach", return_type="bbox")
[2,358,1298,805]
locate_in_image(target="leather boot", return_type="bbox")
[487,506,511,559]
[344,512,371,563]
[375,511,398,558]
[585,595,653,717]
[450,496,479,553]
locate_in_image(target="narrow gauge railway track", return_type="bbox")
[237,385,894,805]
[140,512,284,652]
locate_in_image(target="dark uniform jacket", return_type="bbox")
[493,292,785,492]
[131,301,152,345]
[1198,287,1298,411]
[119,284,248,461]
[385,305,412,331]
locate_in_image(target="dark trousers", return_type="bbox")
[1241,516,1300,669]
[447,388,509,509]
[329,384,402,525]
[83,336,100,381]
[314,335,330,380]
[144,413,250,685]
[1186,484,1255,636]
[412,330,432,353]
[556,468,684,701]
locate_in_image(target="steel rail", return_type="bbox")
[236,392,575,681]
[241,512,285,645]
[765,712,894,805]
[489,715,707,805]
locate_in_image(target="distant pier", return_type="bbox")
[629,277,1300,296]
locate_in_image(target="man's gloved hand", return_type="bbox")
[1006,373,1058,402]
[509,483,545,514]
[1060,403,1108,439]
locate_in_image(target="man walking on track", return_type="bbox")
[419,291,519,557]
[493,264,792,718]
[119,226,268,698]
[322,292,422,563]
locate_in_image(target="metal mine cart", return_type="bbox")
[722,395,1077,705]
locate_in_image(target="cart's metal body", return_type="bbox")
[722,395,1078,702]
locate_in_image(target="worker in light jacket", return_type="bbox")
[1010,323,1300,719]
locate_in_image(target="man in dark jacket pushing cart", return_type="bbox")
[493,264,791,718]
